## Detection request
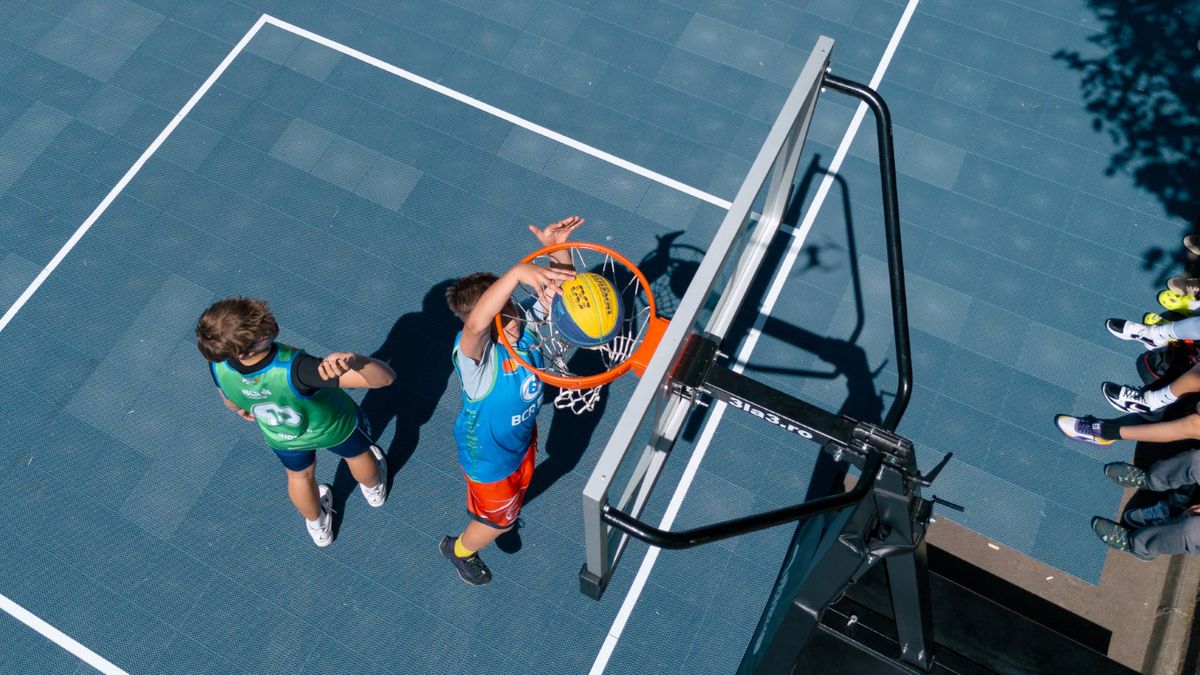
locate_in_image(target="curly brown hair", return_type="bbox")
[445,272,499,322]
[195,297,279,362]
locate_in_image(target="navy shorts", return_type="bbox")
[272,414,373,471]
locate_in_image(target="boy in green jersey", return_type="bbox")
[196,298,396,547]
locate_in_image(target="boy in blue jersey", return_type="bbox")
[440,216,582,585]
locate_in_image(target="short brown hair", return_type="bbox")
[445,272,498,322]
[195,297,279,362]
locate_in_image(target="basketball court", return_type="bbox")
[0,1,1194,672]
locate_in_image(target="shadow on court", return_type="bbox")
[1056,0,1200,283]
[328,281,459,532]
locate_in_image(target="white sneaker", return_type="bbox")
[1105,318,1168,350]
[307,483,334,547]
[360,445,388,508]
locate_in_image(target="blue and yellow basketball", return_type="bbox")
[551,272,624,348]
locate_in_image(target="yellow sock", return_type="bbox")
[454,537,475,558]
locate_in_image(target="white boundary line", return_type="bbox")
[0,15,268,335]
[1,593,129,672]
[589,2,921,672]
[0,16,268,671]
[261,15,732,210]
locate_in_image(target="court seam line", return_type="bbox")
[259,15,733,210]
[588,2,922,672]
[0,15,270,673]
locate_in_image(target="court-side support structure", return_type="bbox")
[581,35,1141,675]
[579,36,947,672]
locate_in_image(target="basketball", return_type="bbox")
[551,272,624,348]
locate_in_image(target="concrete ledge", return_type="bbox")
[927,509,1199,673]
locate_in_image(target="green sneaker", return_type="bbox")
[1103,462,1150,489]
[1091,517,1152,560]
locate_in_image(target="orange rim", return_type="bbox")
[495,242,666,389]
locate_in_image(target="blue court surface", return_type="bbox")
[0,0,1193,672]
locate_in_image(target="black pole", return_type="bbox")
[601,453,883,550]
[822,75,912,431]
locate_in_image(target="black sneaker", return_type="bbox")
[439,535,493,586]
[1103,462,1150,489]
[1091,517,1153,560]
[1100,382,1162,420]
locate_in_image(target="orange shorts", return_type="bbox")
[464,439,536,529]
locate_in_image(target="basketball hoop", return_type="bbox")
[495,242,668,413]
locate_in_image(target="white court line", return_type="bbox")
[0,15,269,670]
[1,593,129,672]
[589,2,922,673]
[0,15,269,335]
[261,15,732,210]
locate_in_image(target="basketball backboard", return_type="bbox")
[580,36,835,598]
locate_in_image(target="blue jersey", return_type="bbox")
[452,330,544,483]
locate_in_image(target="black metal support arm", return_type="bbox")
[822,74,911,431]
[600,453,882,550]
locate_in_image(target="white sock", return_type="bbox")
[1145,324,1173,343]
[306,509,328,528]
[1144,387,1178,410]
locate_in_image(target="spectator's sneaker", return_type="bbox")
[1185,235,1200,257]
[1168,277,1200,297]
[1123,500,1173,528]
[1103,462,1150,489]
[1091,517,1153,560]
[1100,382,1163,420]
[307,484,334,547]
[1158,289,1197,314]
[1054,415,1116,446]
[439,535,493,586]
[360,444,388,507]
[1142,312,1168,326]
[1105,319,1168,350]
[1125,490,1194,528]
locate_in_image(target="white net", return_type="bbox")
[500,244,654,414]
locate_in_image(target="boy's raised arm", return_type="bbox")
[459,263,573,362]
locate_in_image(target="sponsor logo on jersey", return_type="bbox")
[520,373,541,401]
[511,401,539,426]
[242,388,273,399]
[277,433,297,440]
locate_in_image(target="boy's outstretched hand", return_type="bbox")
[514,263,574,299]
[318,352,364,380]
[529,215,584,247]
